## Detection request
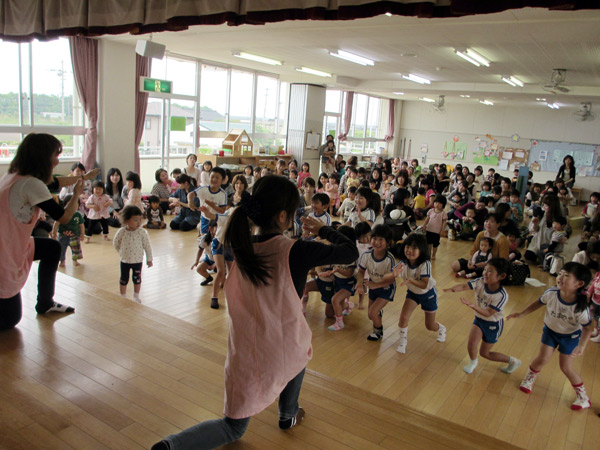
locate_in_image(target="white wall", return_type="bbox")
[397,101,600,198]
[98,40,136,176]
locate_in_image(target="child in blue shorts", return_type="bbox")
[508,262,593,410]
[325,226,358,331]
[191,220,217,286]
[444,258,521,374]
[357,225,397,341]
[391,233,446,353]
[301,265,335,318]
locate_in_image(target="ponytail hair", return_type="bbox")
[224,175,300,286]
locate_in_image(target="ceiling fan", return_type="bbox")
[573,102,595,121]
[431,95,445,112]
[543,69,571,94]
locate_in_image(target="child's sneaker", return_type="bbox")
[367,327,383,341]
[571,384,591,410]
[328,319,345,331]
[200,275,213,286]
[437,324,446,343]
[590,334,600,343]
[501,357,522,374]
[396,337,407,353]
[342,301,354,316]
[519,368,538,393]
[463,358,478,374]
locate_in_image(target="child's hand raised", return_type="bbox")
[301,216,325,236]
[392,263,404,277]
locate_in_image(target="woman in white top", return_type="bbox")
[0,134,97,330]
[183,153,201,187]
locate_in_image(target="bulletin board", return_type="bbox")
[528,140,600,176]
[498,147,529,171]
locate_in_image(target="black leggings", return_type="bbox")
[120,262,143,285]
[86,218,109,236]
[0,237,60,330]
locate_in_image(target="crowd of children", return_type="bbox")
[48,152,600,426]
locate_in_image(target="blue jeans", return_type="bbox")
[164,368,305,450]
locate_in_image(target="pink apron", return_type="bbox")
[0,174,40,298]
[223,235,312,419]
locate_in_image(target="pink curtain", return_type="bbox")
[384,99,395,143]
[69,36,98,172]
[337,91,354,141]
[134,54,152,173]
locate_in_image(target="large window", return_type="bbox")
[0,38,86,161]
[144,57,288,165]
[339,93,390,155]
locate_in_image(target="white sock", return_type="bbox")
[464,358,478,374]
[398,326,408,339]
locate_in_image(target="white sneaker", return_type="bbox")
[590,334,600,343]
[437,324,446,343]
[519,370,538,394]
[501,357,522,374]
[571,385,591,410]
[463,359,478,374]
[396,337,407,354]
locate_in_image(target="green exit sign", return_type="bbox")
[141,77,172,94]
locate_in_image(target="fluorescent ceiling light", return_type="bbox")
[501,76,517,87]
[232,51,282,66]
[547,103,559,109]
[509,76,524,87]
[402,73,431,85]
[464,49,490,67]
[419,97,435,103]
[385,12,392,17]
[536,97,547,102]
[460,94,470,98]
[393,92,404,95]
[329,50,374,66]
[480,100,494,106]
[455,50,481,67]
[296,67,332,77]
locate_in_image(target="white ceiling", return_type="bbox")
[104,7,600,109]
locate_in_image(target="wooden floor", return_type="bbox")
[2,210,599,449]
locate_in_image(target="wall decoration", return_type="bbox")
[512,134,520,142]
[473,137,499,165]
[530,161,541,171]
[442,141,466,160]
[421,143,428,153]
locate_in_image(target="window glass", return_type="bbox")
[255,75,278,134]
[140,98,164,157]
[277,81,289,135]
[198,136,223,155]
[0,41,23,125]
[350,94,368,138]
[55,134,84,159]
[165,57,197,96]
[169,99,196,156]
[200,65,228,133]
[325,89,342,113]
[0,132,22,161]
[31,39,77,126]
[229,70,253,133]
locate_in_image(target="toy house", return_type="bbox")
[222,129,253,156]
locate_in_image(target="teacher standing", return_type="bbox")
[0,133,93,330]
